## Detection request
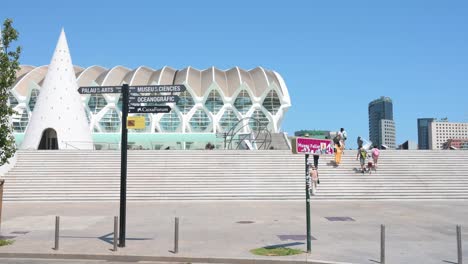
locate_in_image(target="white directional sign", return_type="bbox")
[129,85,186,94]
[78,86,122,94]
[128,95,180,104]
[128,105,172,114]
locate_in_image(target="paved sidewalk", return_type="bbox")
[0,200,466,263]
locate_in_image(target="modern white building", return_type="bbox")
[380,119,396,149]
[428,120,468,149]
[8,30,292,150]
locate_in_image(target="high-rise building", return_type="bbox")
[368,96,396,149]
[428,119,468,149]
[417,118,435,149]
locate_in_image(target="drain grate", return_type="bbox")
[278,235,316,241]
[325,216,355,222]
[236,221,255,224]
[11,231,29,235]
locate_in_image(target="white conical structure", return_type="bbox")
[21,29,93,150]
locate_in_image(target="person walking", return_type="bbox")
[356,147,367,173]
[339,128,347,149]
[334,141,343,166]
[357,136,364,149]
[371,145,380,169]
[309,165,319,195]
[313,149,320,169]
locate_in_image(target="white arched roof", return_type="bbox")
[129,66,155,85]
[16,65,290,102]
[13,65,49,97]
[76,65,107,87]
[100,66,131,86]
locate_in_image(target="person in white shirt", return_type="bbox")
[339,128,347,150]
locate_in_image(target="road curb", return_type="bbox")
[0,252,355,264]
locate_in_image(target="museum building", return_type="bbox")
[7,30,291,150]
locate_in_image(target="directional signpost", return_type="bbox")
[128,95,179,105]
[78,83,185,247]
[128,84,186,94]
[78,86,122,94]
[128,105,172,114]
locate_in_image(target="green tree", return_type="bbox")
[0,19,21,166]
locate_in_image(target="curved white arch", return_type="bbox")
[201,67,214,96]
[76,65,107,87]
[225,67,241,97]
[272,71,291,107]
[16,65,36,79]
[158,66,177,85]
[100,65,131,86]
[174,67,188,86]
[12,65,49,97]
[212,67,228,93]
[187,66,202,96]
[249,67,270,97]
[73,65,85,78]
[129,66,154,86]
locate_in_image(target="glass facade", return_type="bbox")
[189,109,211,132]
[417,118,435,150]
[262,90,281,115]
[219,109,239,132]
[234,90,252,114]
[368,96,395,149]
[9,92,18,108]
[28,89,40,112]
[88,94,107,114]
[160,111,181,132]
[99,108,120,132]
[205,90,223,114]
[249,109,269,131]
[176,91,195,114]
[12,107,29,132]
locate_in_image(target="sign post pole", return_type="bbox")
[305,153,311,253]
[78,84,186,248]
[118,83,129,247]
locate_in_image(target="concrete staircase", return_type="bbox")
[315,150,468,199]
[2,150,303,201]
[268,132,291,150]
[2,150,468,201]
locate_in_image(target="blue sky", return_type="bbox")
[3,0,468,148]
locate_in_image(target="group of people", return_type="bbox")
[308,128,347,196]
[357,143,380,173]
[308,128,383,195]
[333,129,381,173]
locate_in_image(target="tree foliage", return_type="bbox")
[0,19,21,166]
[294,130,329,137]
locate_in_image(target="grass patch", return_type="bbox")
[250,247,303,256]
[0,239,14,246]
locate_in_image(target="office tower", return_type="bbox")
[368,96,396,149]
[417,118,435,149]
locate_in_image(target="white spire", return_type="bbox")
[21,29,93,150]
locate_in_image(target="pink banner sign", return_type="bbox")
[293,137,334,155]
